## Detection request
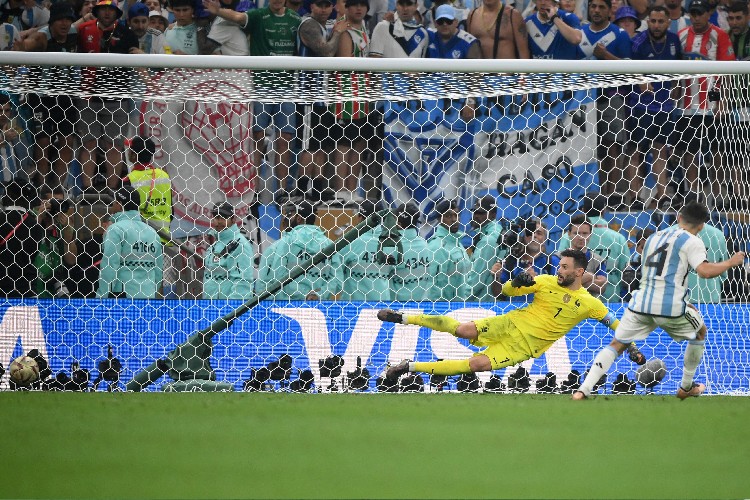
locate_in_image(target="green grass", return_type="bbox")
[1,393,749,499]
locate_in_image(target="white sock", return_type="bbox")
[680,340,705,391]
[578,347,619,396]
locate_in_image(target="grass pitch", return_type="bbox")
[1,392,748,499]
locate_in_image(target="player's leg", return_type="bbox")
[377,309,477,340]
[663,305,707,399]
[573,309,654,399]
[387,350,507,380]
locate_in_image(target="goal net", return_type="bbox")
[0,54,747,395]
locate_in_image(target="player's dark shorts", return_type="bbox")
[597,94,627,145]
[627,107,674,151]
[671,114,716,155]
[297,103,336,151]
[330,115,376,148]
[27,94,78,138]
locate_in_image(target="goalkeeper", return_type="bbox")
[380,249,645,379]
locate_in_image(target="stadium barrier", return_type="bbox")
[2,299,747,394]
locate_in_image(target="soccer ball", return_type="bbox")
[636,358,667,388]
[9,355,40,386]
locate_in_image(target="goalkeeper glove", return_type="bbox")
[511,272,536,288]
[626,343,646,365]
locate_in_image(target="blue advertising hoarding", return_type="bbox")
[1,299,748,394]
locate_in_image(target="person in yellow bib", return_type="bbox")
[123,136,178,297]
[380,248,645,379]
[123,136,172,243]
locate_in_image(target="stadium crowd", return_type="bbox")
[0,0,747,301]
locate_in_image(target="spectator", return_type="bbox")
[0,0,50,32]
[558,0,579,20]
[330,0,372,203]
[391,202,435,301]
[164,0,198,54]
[613,5,640,36]
[491,218,554,299]
[674,0,735,201]
[467,195,506,301]
[0,20,19,50]
[77,0,139,191]
[201,0,251,55]
[559,214,607,296]
[23,2,79,191]
[525,0,582,59]
[427,199,471,301]
[624,5,682,210]
[73,0,97,24]
[203,0,301,204]
[0,180,43,298]
[296,0,348,202]
[97,185,163,298]
[427,4,481,59]
[557,193,630,301]
[202,202,254,299]
[334,200,394,301]
[256,200,339,300]
[0,93,25,186]
[369,0,428,58]
[144,0,167,15]
[710,0,731,31]
[148,9,169,32]
[465,0,529,59]
[665,0,690,34]
[128,2,166,53]
[33,187,78,297]
[718,0,750,210]
[425,4,481,121]
[578,0,632,202]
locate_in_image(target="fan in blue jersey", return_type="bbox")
[577,0,632,60]
[624,5,682,209]
[578,0,632,202]
[525,0,582,59]
[573,201,746,400]
[665,0,690,33]
[426,4,481,59]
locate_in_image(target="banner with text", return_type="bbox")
[1,300,746,394]
[382,89,598,244]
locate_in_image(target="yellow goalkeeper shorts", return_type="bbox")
[470,314,534,370]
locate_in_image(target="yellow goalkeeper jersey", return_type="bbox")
[501,274,618,343]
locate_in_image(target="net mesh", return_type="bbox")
[0,60,748,395]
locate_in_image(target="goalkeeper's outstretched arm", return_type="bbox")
[498,271,539,297]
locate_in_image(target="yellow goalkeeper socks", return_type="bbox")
[413,359,472,375]
[405,314,460,335]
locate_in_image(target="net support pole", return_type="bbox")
[125,209,394,391]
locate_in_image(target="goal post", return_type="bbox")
[0,53,748,395]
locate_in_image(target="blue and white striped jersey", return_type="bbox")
[629,227,707,317]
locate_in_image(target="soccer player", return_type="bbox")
[381,248,644,379]
[572,201,746,400]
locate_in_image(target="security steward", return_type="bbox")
[97,185,164,299]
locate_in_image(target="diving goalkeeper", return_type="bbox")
[380,249,645,379]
